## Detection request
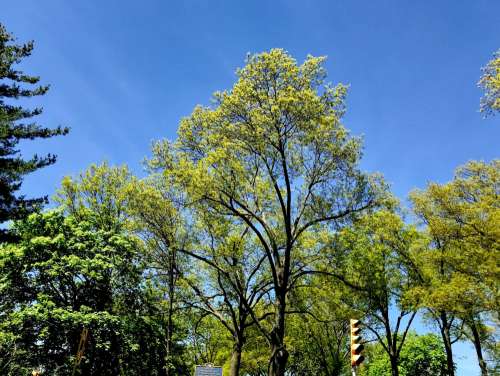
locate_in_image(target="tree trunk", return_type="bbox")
[383,309,399,376]
[165,294,174,375]
[230,343,243,376]
[268,341,289,376]
[439,312,455,376]
[470,320,488,376]
[389,354,399,376]
[165,249,177,376]
[268,288,289,376]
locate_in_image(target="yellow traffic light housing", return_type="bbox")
[350,319,365,367]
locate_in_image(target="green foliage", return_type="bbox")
[285,277,354,376]
[479,50,500,116]
[122,170,194,376]
[0,209,169,375]
[1,43,497,376]
[361,333,448,376]
[409,160,499,316]
[186,314,233,367]
[0,23,68,240]
[54,162,193,375]
[331,209,422,376]
[409,160,499,375]
[151,48,388,375]
[55,162,133,230]
[334,210,420,302]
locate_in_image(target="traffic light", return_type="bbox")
[350,319,364,367]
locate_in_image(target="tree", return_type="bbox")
[360,332,448,376]
[55,162,132,231]
[332,210,421,376]
[152,49,386,375]
[237,324,269,376]
[0,23,68,240]
[125,174,188,376]
[0,210,165,375]
[186,313,233,369]
[285,276,354,376]
[409,160,500,376]
[179,215,273,376]
[479,50,500,116]
[57,162,193,375]
[403,228,465,376]
[133,168,273,376]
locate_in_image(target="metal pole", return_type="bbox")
[351,366,357,376]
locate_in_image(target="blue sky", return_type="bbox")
[3,1,499,374]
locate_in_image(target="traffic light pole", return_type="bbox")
[350,319,364,375]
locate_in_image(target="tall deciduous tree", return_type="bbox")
[133,162,274,376]
[125,175,188,376]
[410,160,500,376]
[0,23,68,240]
[404,226,465,376]
[152,49,386,375]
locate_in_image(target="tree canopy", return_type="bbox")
[0,44,498,376]
[151,48,387,376]
[0,210,165,375]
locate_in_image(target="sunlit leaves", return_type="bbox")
[479,50,500,116]
[409,160,500,315]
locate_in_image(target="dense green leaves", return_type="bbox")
[0,45,498,376]
[361,333,448,376]
[285,277,353,376]
[409,160,499,314]
[0,209,170,375]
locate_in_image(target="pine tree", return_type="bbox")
[0,23,68,240]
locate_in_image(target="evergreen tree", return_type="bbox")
[0,23,68,240]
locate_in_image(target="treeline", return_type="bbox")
[0,23,498,376]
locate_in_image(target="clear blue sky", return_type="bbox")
[3,1,499,374]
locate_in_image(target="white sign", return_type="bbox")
[194,365,223,376]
